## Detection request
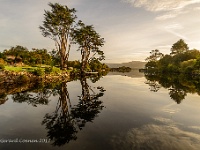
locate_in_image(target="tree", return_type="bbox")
[145,49,163,62]
[89,58,109,72]
[31,48,52,65]
[73,21,105,73]
[194,58,200,72]
[39,3,77,70]
[0,52,6,60]
[170,39,189,55]
[3,45,29,64]
[158,55,172,67]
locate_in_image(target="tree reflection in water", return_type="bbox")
[42,76,105,146]
[8,75,105,146]
[145,73,200,104]
[42,82,77,146]
[12,88,52,107]
[71,76,105,130]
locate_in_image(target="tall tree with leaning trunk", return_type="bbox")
[73,21,105,73]
[39,3,76,70]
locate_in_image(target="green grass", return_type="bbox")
[5,66,40,72]
[4,65,62,74]
[5,66,24,72]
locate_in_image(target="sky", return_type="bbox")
[1,0,200,63]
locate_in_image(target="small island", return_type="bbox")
[109,66,132,72]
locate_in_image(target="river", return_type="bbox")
[0,70,200,150]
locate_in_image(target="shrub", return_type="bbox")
[184,66,194,75]
[16,75,29,84]
[0,64,5,70]
[32,68,44,76]
[51,67,61,74]
[45,67,53,74]
[0,58,6,65]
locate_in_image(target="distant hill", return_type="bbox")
[106,61,146,69]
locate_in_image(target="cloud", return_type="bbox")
[157,45,171,49]
[166,29,189,40]
[155,9,188,20]
[110,117,200,150]
[162,23,190,40]
[125,0,200,12]
[124,0,200,20]
[165,23,184,30]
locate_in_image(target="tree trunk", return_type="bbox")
[60,33,67,70]
[81,48,90,74]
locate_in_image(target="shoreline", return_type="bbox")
[0,70,70,99]
[0,70,70,85]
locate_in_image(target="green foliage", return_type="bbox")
[187,49,200,59]
[4,45,29,64]
[180,59,196,69]
[167,64,180,73]
[67,60,81,69]
[39,3,77,70]
[170,39,189,55]
[29,49,52,66]
[145,39,200,75]
[45,67,53,74]
[39,3,76,38]
[145,61,158,69]
[0,52,6,59]
[4,66,24,72]
[2,46,52,66]
[73,21,105,71]
[0,58,6,65]
[194,58,200,70]
[0,64,5,70]
[50,49,60,66]
[184,66,194,75]
[89,59,109,72]
[51,67,61,74]
[110,66,131,72]
[145,49,163,62]
[33,68,45,76]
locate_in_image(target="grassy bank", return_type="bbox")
[4,65,63,75]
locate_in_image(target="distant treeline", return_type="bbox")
[110,66,131,72]
[145,39,200,75]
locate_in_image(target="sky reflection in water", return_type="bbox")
[0,72,200,149]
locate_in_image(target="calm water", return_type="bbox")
[1,70,200,150]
